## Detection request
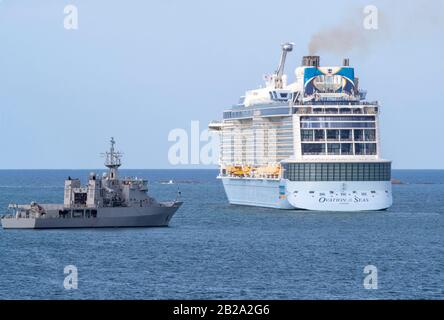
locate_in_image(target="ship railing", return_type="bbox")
[222,173,281,180]
[295,107,378,115]
[294,100,378,106]
[1,213,54,219]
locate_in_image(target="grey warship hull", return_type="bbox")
[1,138,184,230]
[1,202,182,229]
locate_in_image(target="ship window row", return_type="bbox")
[275,131,293,136]
[259,117,292,123]
[272,125,293,129]
[221,134,292,143]
[225,125,292,129]
[222,136,292,143]
[300,122,375,129]
[223,147,294,153]
[260,107,291,116]
[283,162,391,181]
[59,209,98,218]
[277,138,294,143]
[223,107,292,119]
[301,143,377,155]
[253,121,293,125]
[222,130,293,136]
[300,116,375,122]
[268,125,292,130]
[276,146,294,151]
[223,110,253,119]
[301,129,376,142]
[277,152,293,156]
[253,125,293,130]
[294,106,378,113]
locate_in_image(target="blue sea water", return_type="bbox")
[0,169,442,300]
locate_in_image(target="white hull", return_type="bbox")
[221,177,293,209]
[221,177,392,211]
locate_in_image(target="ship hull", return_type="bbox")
[221,177,294,209]
[221,177,392,211]
[1,202,182,229]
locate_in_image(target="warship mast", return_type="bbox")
[104,137,122,180]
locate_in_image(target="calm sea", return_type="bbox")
[0,169,442,299]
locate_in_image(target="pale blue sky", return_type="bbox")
[0,0,443,169]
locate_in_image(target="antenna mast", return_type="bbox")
[103,137,122,180]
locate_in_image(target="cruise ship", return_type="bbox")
[209,43,392,211]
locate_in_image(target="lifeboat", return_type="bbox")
[255,165,281,178]
[226,166,252,177]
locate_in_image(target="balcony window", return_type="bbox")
[365,143,377,155]
[302,143,326,155]
[364,129,376,141]
[327,143,341,155]
[340,129,352,141]
[314,130,325,141]
[301,130,314,141]
[327,130,339,141]
[340,143,353,155]
[355,143,365,155]
[354,129,364,141]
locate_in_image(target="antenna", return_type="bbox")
[101,137,123,180]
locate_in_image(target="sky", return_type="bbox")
[0,0,443,169]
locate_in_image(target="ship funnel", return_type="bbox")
[343,58,350,66]
[302,56,320,67]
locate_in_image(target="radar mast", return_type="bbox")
[103,137,122,180]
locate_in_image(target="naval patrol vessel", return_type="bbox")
[0,138,182,229]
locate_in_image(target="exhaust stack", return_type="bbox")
[302,56,320,67]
